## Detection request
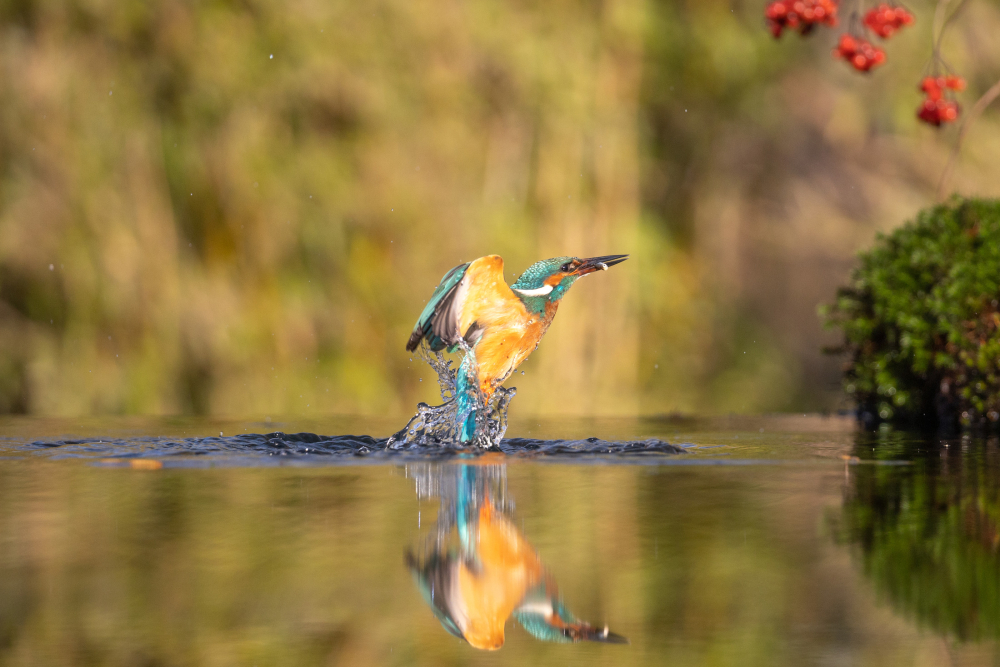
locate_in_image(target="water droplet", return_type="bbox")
[48,264,54,271]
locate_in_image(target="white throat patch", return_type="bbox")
[513,284,554,297]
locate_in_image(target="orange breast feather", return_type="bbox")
[458,256,548,395]
[457,503,544,650]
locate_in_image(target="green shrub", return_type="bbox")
[824,197,1000,429]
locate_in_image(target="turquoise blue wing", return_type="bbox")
[406,262,470,352]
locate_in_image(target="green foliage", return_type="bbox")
[825,198,1000,428]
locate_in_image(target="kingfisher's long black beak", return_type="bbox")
[576,254,629,275]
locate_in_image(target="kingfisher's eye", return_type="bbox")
[560,262,573,272]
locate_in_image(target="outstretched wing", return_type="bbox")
[406,256,513,353]
[406,262,471,352]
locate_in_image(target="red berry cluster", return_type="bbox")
[765,0,839,38]
[917,76,965,126]
[833,34,886,72]
[863,4,915,39]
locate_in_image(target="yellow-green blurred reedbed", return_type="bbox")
[3,0,1000,421]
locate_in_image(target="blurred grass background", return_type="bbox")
[1,0,999,418]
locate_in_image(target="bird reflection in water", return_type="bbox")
[405,459,628,650]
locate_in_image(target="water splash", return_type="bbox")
[387,344,516,450]
[9,345,686,461]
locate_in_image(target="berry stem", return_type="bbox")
[932,0,968,58]
[937,75,1000,200]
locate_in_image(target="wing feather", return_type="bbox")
[406,262,471,352]
[406,255,516,353]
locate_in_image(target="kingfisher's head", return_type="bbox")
[511,255,628,308]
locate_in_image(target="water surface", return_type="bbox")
[0,415,997,666]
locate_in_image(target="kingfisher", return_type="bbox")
[406,254,628,443]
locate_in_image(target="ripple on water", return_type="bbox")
[14,431,686,465]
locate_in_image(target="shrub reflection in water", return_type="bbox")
[838,432,1000,641]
